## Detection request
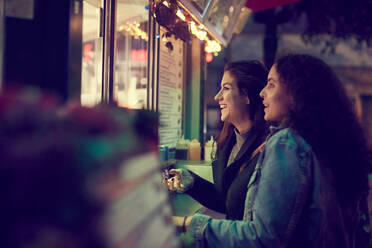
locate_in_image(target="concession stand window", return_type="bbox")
[79,0,246,148]
[114,0,150,109]
[81,0,104,107]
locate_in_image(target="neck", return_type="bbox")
[234,119,253,134]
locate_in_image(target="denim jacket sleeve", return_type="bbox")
[188,128,312,248]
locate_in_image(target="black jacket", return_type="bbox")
[186,127,267,220]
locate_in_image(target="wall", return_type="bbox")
[3,0,82,101]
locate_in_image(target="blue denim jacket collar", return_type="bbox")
[268,125,287,139]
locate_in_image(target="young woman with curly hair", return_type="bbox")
[182,54,370,248]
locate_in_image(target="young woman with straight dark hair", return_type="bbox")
[166,60,269,221]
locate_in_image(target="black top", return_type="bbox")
[186,126,267,220]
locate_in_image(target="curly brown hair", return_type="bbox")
[275,54,370,204]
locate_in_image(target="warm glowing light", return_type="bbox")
[189,22,207,41]
[153,0,224,56]
[205,39,222,53]
[83,43,93,62]
[223,15,229,23]
[131,49,148,62]
[123,21,148,41]
[206,52,213,63]
[176,9,186,21]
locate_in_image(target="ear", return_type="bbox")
[245,96,250,105]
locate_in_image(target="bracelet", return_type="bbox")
[182,216,187,232]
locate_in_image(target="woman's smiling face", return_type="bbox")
[259,65,293,124]
[214,71,250,126]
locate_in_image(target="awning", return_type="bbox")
[245,0,301,12]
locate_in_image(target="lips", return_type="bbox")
[220,104,227,109]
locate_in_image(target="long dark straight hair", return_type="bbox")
[214,60,268,152]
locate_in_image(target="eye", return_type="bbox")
[267,82,275,88]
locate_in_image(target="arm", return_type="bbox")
[186,170,226,214]
[188,133,312,248]
[165,168,226,213]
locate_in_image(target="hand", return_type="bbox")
[167,169,184,191]
[165,168,194,192]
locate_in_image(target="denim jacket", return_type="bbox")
[188,126,360,248]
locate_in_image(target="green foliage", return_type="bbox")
[254,0,372,53]
[296,0,372,46]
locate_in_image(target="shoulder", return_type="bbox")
[265,128,314,168]
[268,128,311,152]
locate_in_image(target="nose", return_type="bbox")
[259,88,265,99]
[214,90,222,101]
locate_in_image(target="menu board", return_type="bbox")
[158,27,184,148]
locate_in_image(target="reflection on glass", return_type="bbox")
[115,0,149,109]
[189,0,210,14]
[207,0,240,38]
[81,0,103,107]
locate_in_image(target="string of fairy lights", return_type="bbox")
[161,0,222,55]
[118,0,223,57]
[159,0,222,55]
[118,22,149,42]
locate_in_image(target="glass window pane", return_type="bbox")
[81,0,103,107]
[190,0,211,15]
[115,0,149,109]
[206,0,241,39]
